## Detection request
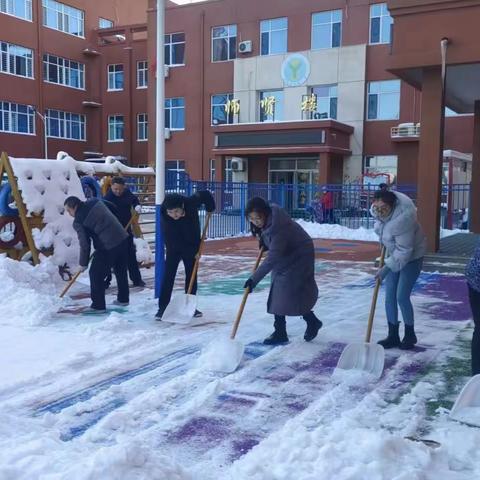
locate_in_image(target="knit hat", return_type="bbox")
[163,193,185,210]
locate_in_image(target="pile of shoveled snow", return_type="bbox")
[297,220,379,242]
[0,255,62,326]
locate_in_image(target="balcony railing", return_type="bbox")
[391,123,421,138]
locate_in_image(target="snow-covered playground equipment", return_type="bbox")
[0,151,154,276]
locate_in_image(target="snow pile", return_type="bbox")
[297,220,379,241]
[134,237,153,264]
[0,255,62,326]
[9,156,85,267]
[440,228,469,239]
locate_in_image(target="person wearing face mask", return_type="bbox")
[371,190,427,349]
[155,190,215,320]
[243,197,322,345]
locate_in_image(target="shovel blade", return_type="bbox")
[199,337,245,373]
[450,374,480,427]
[334,342,385,380]
[162,294,197,324]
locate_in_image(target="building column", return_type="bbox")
[417,67,445,252]
[471,100,480,233]
[319,152,332,184]
[395,143,419,186]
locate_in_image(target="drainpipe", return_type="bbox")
[439,38,449,233]
[200,10,206,179]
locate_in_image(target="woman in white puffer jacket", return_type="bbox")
[372,190,427,349]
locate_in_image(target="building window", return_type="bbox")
[210,158,216,181]
[166,160,186,188]
[0,41,33,78]
[137,61,148,88]
[46,109,85,140]
[165,97,185,130]
[311,10,342,49]
[137,113,148,141]
[310,85,337,119]
[0,101,34,134]
[211,93,234,125]
[42,0,84,37]
[108,64,124,91]
[260,17,288,55]
[364,155,397,181]
[225,158,233,183]
[99,17,113,29]
[108,115,124,142]
[0,0,32,21]
[43,54,84,89]
[165,32,185,66]
[212,24,236,62]
[367,80,400,120]
[259,90,284,122]
[370,3,393,45]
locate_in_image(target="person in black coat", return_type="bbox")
[156,190,215,320]
[104,176,145,287]
[65,196,129,313]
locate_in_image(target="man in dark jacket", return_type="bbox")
[104,176,145,287]
[65,196,129,313]
[156,190,215,320]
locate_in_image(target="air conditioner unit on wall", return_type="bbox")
[231,158,245,171]
[164,128,171,140]
[238,40,252,54]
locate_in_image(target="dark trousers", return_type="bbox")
[104,235,142,286]
[468,285,480,376]
[90,240,129,310]
[158,250,197,312]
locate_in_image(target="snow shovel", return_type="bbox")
[334,247,386,380]
[162,212,213,324]
[199,248,264,373]
[450,374,480,427]
[60,214,137,298]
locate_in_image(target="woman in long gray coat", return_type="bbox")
[243,197,322,345]
[372,190,427,349]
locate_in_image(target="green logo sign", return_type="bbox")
[281,53,310,87]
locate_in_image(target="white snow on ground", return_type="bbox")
[297,220,379,241]
[440,228,470,239]
[134,237,153,264]
[0,255,478,479]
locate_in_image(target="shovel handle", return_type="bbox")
[230,248,264,340]
[60,213,137,298]
[365,247,386,343]
[187,211,212,295]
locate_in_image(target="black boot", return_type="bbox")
[400,324,417,350]
[264,315,289,345]
[377,322,401,349]
[303,312,323,342]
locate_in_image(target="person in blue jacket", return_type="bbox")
[104,177,145,287]
[466,246,480,375]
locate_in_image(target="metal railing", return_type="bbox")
[391,124,421,138]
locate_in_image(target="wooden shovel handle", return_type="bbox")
[365,247,386,343]
[187,211,212,295]
[60,213,137,299]
[230,247,264,340]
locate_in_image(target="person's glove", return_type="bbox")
[77,265,88,275]
[375,266,390,283]
[243,278,254,293]
[134,205,142,214]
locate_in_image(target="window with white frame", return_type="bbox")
[166,160,186,188]
[165,97,185,130]
[367,80,400,120]
[369,3,393,45]
[259,90,284,122]
[108,115,124,142]
[260,17,288,55]
[312,10,342,49]
[108,64,124,91]
[42,0,84,37]
[99,17,113,29]
[364,155,397,179]
[0,41,33,78]
[311,85,337,119]
[165,33,185,66]
[137,113,148,141]
[211,93,234,125]
[46,109,85,140]
[209,158,216,181]
[0,101,34,134]
[1,0,32,21]
[212,24,236,62]
[137,61,147,88]
[225,158,233,183]
[43,54,84,89]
